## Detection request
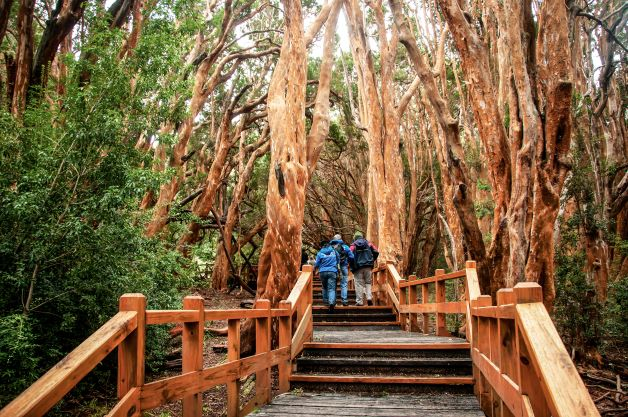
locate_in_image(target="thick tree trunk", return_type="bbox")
[524,0,573,307]
[11,0,35,116]
[255,0,307,304]
[344,0,405,265]
[31,0,85,88]
[0,0,14,49]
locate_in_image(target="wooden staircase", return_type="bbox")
[288,275,476,395]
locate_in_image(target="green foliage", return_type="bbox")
[476,178,491,192]
[474,199,494,219]
[0,2,198,406]
[554,251,603,351]
[605,276,628,343]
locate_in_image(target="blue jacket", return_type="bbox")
[315,245,340,273]
[329,239,354,267]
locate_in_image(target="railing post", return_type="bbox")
[476,295,492,415]
[421,283,429,334]
[514,283,550,417]
[435,269,449,336]
[407,275,419,332]
[496,288,517,417]
[398,274,407,330]
[255,299,272,405]
[118,294,146,399]
[226,318,241,417]
[182,296,204,417]
[278,300,292,394]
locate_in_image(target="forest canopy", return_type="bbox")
[0,0,626,410]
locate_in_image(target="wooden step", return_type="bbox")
[312,305,392,311]
[313,313,397,322]
[295,356,472,377]
[313,321,401,327]
[303,342,471,350]
[296,357,472,367]
[249,392,484,416]
[289,374,473,385]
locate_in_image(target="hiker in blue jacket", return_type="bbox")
[314,239,340,312]
[330,234,355,306]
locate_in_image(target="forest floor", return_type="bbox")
[578,344,628,416]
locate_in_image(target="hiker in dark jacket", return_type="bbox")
[349,231,379,306]
[314,239,340,312]
[330,234,354,306]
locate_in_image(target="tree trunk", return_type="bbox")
[255,0,307,305]
[390,0,489,292]
[11,0,35,116]
[344,0,405,265]
[524,0,573,307]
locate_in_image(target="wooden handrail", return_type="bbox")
[286,265,313,312]
[0,311,138,417]
[391,261,599,417]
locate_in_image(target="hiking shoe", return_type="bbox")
[328,304,335,313]
[354,302,364,306]
[367,299,373,306]
[342,301,349,306]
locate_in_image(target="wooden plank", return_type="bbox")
[470,349,522,416]
[435,270,448,336]
[204,309,270,321]
[227,319,241,417]
[118,294,146,398]
[140,348,289,410]
[277,300,291,394]
[516,303,599,417]
[0,311,137,417]
[303,342,471,350]
[255,299,271,406]
[386,263,403,284]
[497,288,517,417]
[271,308,291,317]
[106,387,140,417]
[286,271,312,311]
[465,261,481,301]
[399,270,466,287]
[407,275,419,332]
[400,301,465,314]
[517,325,550,417]
[313,321,401,326]
[289,375,474,384]
[386,282,400,310]
[471,305,515,319]
[146,310,199,325]
[421,284,430,334]
[291,304,312,359]
[182,296,204,417]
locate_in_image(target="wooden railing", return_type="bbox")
[0,266,315,417]
[371,261,403,319]
[393,260,599,417]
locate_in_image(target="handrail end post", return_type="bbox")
[118,294,146,400]
[514,283,543,304]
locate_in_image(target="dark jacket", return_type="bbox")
[315,245,340,273]
[349,238,379,271]
[330,239,354,267]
